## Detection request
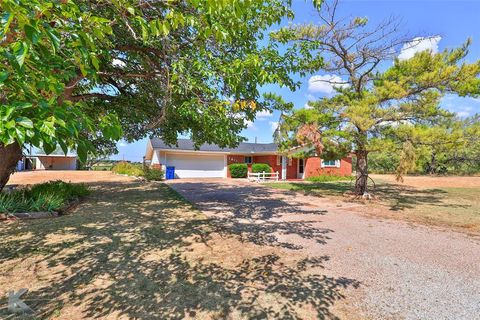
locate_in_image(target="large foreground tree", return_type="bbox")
[273,0,480,195]
[0,0,303,190]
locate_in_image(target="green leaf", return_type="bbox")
[15,128,26,145]
[24,25,40,44]
[13,102,32,109]
[16,117,34,128]
[58,140,69,155]
[1,12,14,37]
[91,54,100,70]
[77,142,88,162]
[39,121,55,137]
[46,27,61,53]
[0,71,8,83]
[12,42,28,67]
[1,106,14,121]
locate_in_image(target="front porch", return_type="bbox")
[226,154,301,180]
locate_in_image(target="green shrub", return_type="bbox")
[0,181,90,214]
[112,162,144,177]
[229,163,248,178]
[306,175,353,183]
[144,167,164,181]
[251,163,272,173]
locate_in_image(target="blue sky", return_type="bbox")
[113,0,480,162]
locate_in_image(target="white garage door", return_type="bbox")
[166,153,225,178]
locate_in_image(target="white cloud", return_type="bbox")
[456,106,473,118]
[118,141,128,147]
[245,120,255,129]
[304,102,313,109]
[308,74,349,94]
[398,36,441,61]
[256,110,273,119]
[269,121,279,132]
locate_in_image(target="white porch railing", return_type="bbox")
[247,171,279,183]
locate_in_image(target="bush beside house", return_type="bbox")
[143,167,164,181]
[229,163,248,178]
[251,163,272,173]
[112,162,164,181]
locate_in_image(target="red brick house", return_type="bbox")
[145,138,352,180]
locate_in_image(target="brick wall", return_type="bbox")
[303,157,352,178]
[226,154,352,179]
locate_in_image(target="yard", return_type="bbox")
[1,171,479,319]
[268,174,480,233]
[0,172,358,319]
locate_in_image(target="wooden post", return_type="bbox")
[281,156,287,180]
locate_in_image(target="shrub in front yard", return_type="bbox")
[251,163,272,173]
[112,162,144,177]
[229,163,248,178]
[306,175,353,183]
[0,181,90,214]
[143,167,164,181]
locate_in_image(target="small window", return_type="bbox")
[288,157,292,166]
[322,160,339,167]
[244,156,253,164]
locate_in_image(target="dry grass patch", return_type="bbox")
[268,176,480,233]
[0,180,359,319]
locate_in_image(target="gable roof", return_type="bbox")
[150,138,278,153]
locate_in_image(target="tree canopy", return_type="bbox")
[0,0,302,189]
[273,0,480,195]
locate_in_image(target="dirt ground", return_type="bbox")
[1,172,359,319]
[370,174,480,188]
[2,172,479,319]
[169,179,480,320]
[7,170,133,186]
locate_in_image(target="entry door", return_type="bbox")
[297,158,304,179]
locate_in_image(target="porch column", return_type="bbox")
[281,156,287,180]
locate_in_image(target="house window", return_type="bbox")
[288,157,292,166]
[244,156,253,164]
[322,160,340,168]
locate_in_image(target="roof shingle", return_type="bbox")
[150,138,278,153]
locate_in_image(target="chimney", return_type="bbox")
[255,137,257,144]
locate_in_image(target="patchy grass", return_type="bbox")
[272,181,352,197]
[0,180,358,319]
[267,179,480,232]
[306,174,354,183]
[0,181,89,214]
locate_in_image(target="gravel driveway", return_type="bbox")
[168,179,480,320]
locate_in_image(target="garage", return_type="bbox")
[166,153,226,178]
[35,155,77,170]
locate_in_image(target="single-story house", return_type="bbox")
[17,154,77,171]
[145,138,352,180]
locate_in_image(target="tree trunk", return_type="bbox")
[0,142,23,191]
[355,149,369,195]
[427,152,437,175]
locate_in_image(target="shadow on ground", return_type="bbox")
[269,180,472,212]
[0,181,359,319]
